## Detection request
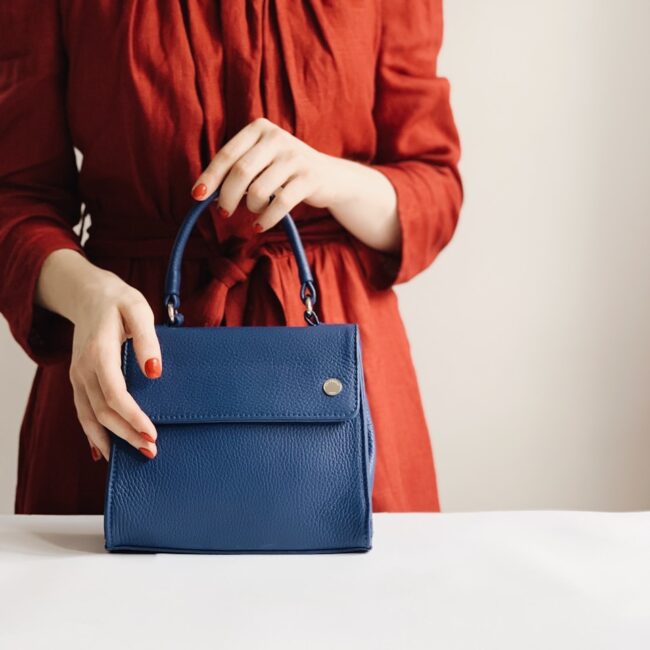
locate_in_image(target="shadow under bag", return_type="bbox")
[103,188,376,553]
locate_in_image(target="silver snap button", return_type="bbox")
[323,378,343,396]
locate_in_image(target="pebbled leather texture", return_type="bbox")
[123,325,359,423]
[104,323,376,553]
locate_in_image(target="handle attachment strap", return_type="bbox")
[163,187,319,327]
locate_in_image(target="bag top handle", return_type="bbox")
[163,186,319,327]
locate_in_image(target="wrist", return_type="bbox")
[316,154,400,253]
[36,249,120,326]
[320,154,365,215]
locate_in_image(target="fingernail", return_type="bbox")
[90,446,102,462]
[217,205,230,219]
[144,357,161,379]
[139,447,156,459]
[252,222,263,234]
[140,431,156,444]
[192,183,208,200]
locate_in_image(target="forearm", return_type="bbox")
[321,154,401,254]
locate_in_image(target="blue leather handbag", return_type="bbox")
[103,188,376,553]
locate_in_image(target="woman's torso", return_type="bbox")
[13,1,442,514]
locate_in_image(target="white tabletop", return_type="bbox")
[1,511,648,649]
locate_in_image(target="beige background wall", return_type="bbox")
[1,0,649,513]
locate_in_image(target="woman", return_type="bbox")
[0,1,463,514]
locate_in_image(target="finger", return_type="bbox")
[216,140,278,218]
[121,297,162,379]
[95,349,158,443]
[85,372,157,458]
[252,175,308,232]
[191,117,269,200]
[72,383,111,461]
[245,156,294,214]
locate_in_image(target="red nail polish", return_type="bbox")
[91,446,101,462]
[139,447,156,459]
[192,183,208,200]
[252,222,263,233]
[140,431,156,443]
[217,206,230,219]
[144,358,161,379]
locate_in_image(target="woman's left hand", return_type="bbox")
[190,117,339,234]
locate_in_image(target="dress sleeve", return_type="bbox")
[350,0,464,291]
[0,2,86,365]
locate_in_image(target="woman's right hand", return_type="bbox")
[36,249,161,462]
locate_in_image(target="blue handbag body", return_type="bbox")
[103,189,376,553]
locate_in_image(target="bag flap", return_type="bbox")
[122,323,360,424]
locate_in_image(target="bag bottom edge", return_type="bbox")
[104,543,372,555]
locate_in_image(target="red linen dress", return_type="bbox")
[0,1,463,514]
